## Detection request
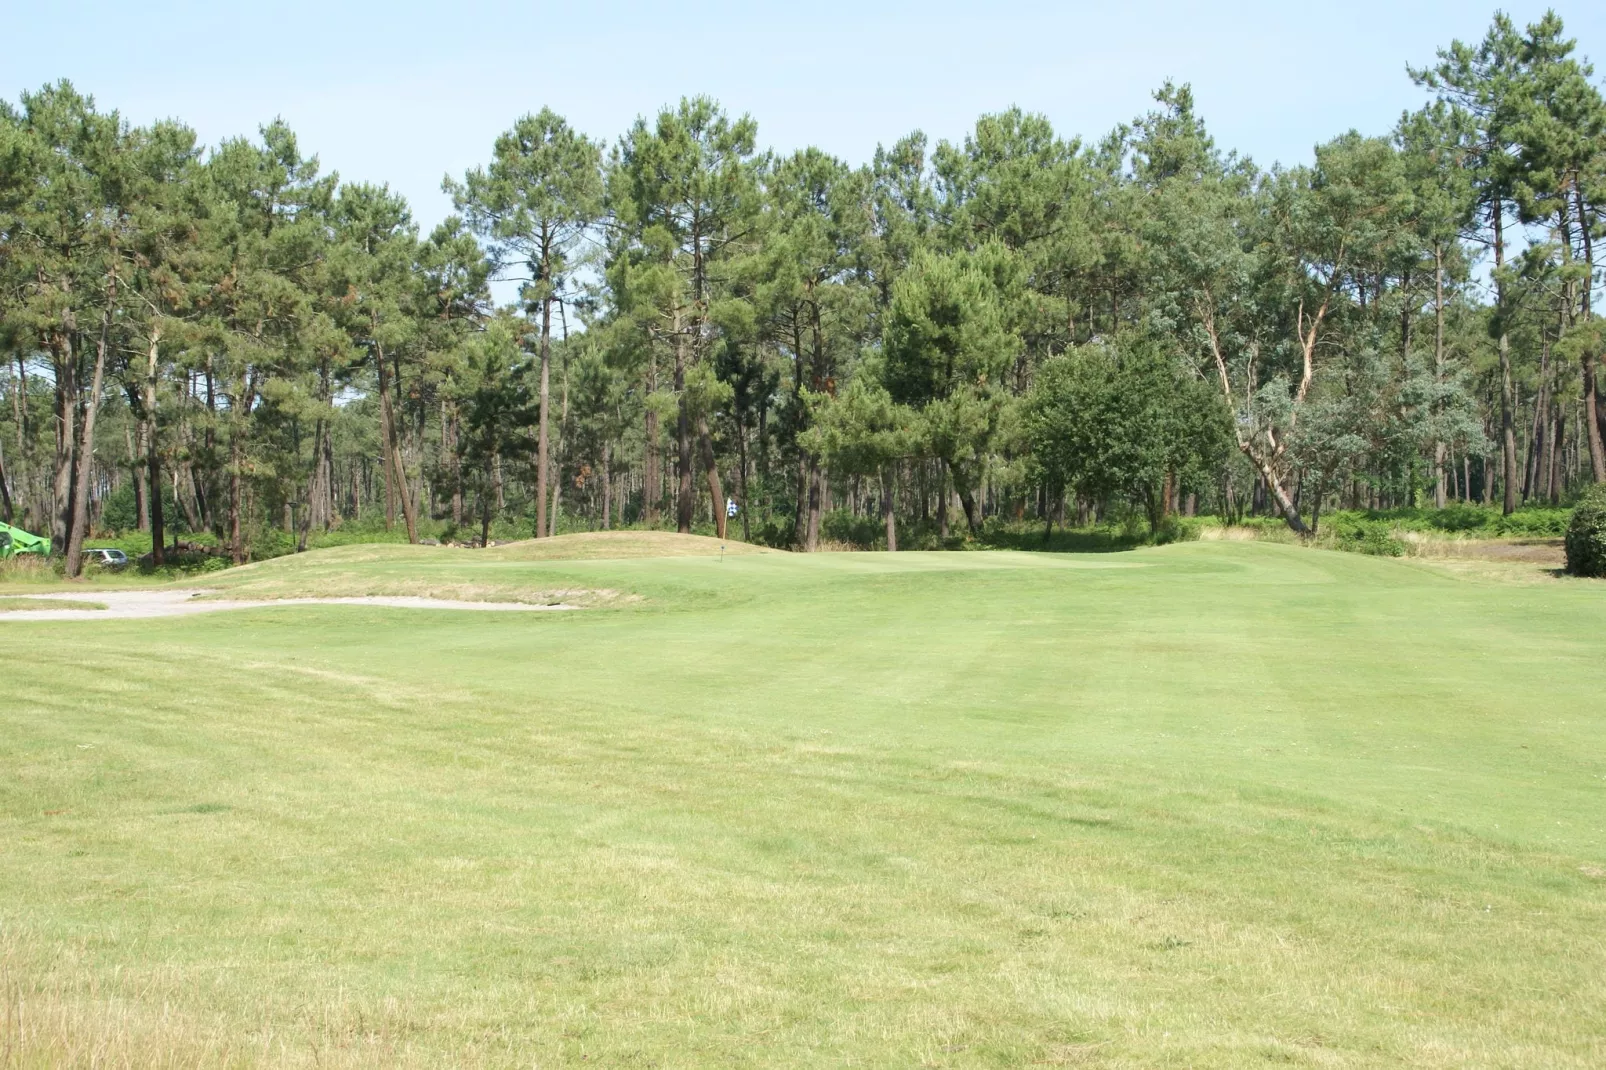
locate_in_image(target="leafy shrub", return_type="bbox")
[1564,485,1606,578]
[821,510,886,549]
[1329,516,1404,556]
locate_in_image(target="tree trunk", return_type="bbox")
[1493,204,1518,514]
[1245,445,1309,534]
[228,423,244,566]
[674,309,693,534]
[51,331,76,553]
[736,417,750,543]
[698,416,726,539]
[480,464,492,548]
[296,415,327,553]
[0,437,13,525]
[1524,350,1550,502]
[644,345,660,526]
[881,466,897,552]
[601,440,612,531]
[1547,405,1562,504]
[145,329,166,565]
[956,481,979,535]
[64,309,111,577]
[536,290,552,538]
[1433,246,1447,509]
[375,342,418,543]
[803,458,823,551]
[128,423,147,532]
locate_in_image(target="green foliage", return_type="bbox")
[1564,485,1606,577]
[5,13,1604,563]
[1233,504,1572,557]
[881,248,1018,407]
[1025,336,1231,531]
[1330,516,1407,556]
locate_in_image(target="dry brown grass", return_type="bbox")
[1194,525,1262,542]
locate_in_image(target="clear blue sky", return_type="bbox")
[8,1,1605,238]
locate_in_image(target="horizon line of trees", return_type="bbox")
[2,10,1603,575]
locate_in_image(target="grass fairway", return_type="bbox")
[2,539,1604,1067]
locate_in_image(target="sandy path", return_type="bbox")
[0,590,577,621]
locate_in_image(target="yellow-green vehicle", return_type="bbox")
[0,521,50,558]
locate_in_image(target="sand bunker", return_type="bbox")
[0,590,577,621]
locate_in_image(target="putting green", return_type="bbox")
[2,539,1603,1067]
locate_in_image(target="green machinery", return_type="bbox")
[0,521,50,558]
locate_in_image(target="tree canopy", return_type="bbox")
[2,11,1603,572]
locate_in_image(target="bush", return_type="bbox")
[1330,516,1405,557]
[1564,485,1606,578]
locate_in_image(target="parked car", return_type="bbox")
[83,547,130,570]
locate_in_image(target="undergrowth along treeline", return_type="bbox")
[2,10,1605,575]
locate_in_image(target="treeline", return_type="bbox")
[2,11,1603,573]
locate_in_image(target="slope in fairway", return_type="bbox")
[2,540,1604,1067]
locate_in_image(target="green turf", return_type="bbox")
[2,540,1604,1067]
[0,597,106,612]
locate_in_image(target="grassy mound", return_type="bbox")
[191,532,771,604]
[191,543,614,606]
[482,530,777,561]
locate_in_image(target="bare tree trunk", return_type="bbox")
[1547,405,1562,504]
[644,346,660,527]
[881,465,897,552]
[674,308,693,534]
[1524,348,1551,502]
[698,416,726,539]
[375,342,418,543]
[9,355,30,529]
[1492,205,1518,514]
[228,417,245,566]
[296,415,328,553]
[536,291,551,538]
[144,329,166,565]
[1433,245,1448,509]
[128,423,147,532]
[0,437,13,525]
[736,417,750,543]
[1248,445,1309,534]
[51,332,76,553]
[64,308,111,577]
[601,440,612,531]
[480,463,492,548]
[802,459,823,551]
